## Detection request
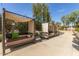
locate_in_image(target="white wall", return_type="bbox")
[42,23,48,32]
[28,21,34,33]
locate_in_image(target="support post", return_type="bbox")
[2,8,6,56]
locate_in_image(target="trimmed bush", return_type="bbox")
[12,32,19,40]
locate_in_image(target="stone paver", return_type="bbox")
[0,31,79,56]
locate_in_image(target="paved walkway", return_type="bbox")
[0,31,79,56]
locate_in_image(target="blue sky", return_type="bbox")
[0,3,79,22]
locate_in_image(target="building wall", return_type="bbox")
[42,23,48,32]
[28,21,34,33]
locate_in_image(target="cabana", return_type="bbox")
[2,8,35,55]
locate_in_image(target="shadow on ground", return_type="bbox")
[5,31,64,55]
[72,37,79,51]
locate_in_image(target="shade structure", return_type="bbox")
[5,10,32,23]
[2,8,35,56]
[4,10,35,33]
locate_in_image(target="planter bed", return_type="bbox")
[6,32,34,48]
[5,35,34,48]
[7,35,32,42]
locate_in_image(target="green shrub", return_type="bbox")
[12,32,19,40]
[75,28,79,32]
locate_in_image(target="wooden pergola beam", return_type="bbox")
[5,10,33,23]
